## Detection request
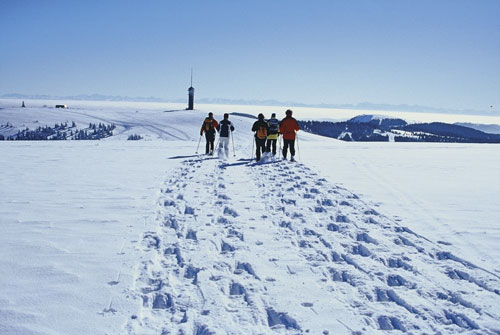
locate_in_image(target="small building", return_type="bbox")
[55,104,67,109]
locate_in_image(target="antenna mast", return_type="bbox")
[190,68,193,87]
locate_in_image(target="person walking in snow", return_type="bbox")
[216,113,235,158]
[200,112,218,155]
[251,113,269,162]
[266,113,280,156]
[280,109,300,161]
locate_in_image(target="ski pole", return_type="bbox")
[195,134,202,154]
[296,132,301,161]
[231,131,236,157]
[215,135,221,153]
[278,135,282,159]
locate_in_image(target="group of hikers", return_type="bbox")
[200,109,300,162]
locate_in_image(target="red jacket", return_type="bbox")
[280,116,299,140]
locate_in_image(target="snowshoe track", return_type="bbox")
[124,157,500,335]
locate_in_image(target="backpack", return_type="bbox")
[256,125,267,139]
[268,119,279,134]
[204,119,214,131]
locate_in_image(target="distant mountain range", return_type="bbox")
[299,115,500,143]
[1,93,497,117]
[454,122,500,135]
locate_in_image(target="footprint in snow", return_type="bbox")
[336,215,350,223]
[164,199,176,207]
[223,207,239,217]
[164,216,179,230]
[184,206,195,215]
[184,264,201,284]
[217,216,231,225]
[142,232,160,250]
[321,199,335,206]
[235,262,259,279]
[351,244,371,257]
[266,308,301,331]
[186,230,197,241]
[327,223,340,232]
[364,208,379,216]
[314,206,327,213]
[386,257,413,271]
[229,282,247,296]
[221,241,235,253]
[356,232,378,244]
[227,229,244,241]
[377,315,406,331]
[151,293,174,310]
[217,194,231,201]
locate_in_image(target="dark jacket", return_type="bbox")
[252,119,269,139]
[217,119,235,137]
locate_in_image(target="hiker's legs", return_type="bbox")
[209,138,214,153]
[205,133,210,154]
[220,137,229,157]
[255,138,261,161]
[282,140,290,158]
[271,139,277,155]
[256,138,266,161]
[289,139,295,156]
[266,139,271,152]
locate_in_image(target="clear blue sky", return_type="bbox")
[1,0,499,111]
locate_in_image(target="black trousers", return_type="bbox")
[282,139,295,158]
[266,138,277,155]
[255,138,266,161]
[205,133,215,154]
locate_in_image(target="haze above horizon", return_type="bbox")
[1,0,499,112]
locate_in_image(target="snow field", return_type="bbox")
[300,141,500,274]
[1,100,500,334]
[0,141,185,334]
[125,155,499,334]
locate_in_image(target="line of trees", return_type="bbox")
[1,122,115,141]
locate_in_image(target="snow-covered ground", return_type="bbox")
[1,99,499,334]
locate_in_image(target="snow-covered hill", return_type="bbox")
[1,100,499,334]
[300,115,500,143]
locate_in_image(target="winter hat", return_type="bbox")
[271,113,276,118]
[285,109,293,116]
[258,113,264,120]
[208,112,213,117]
[224,113,229,119]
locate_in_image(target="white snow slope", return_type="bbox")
[1,100,499,335]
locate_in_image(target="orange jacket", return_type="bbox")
[280,116,299,140]
[200,118,218,135]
